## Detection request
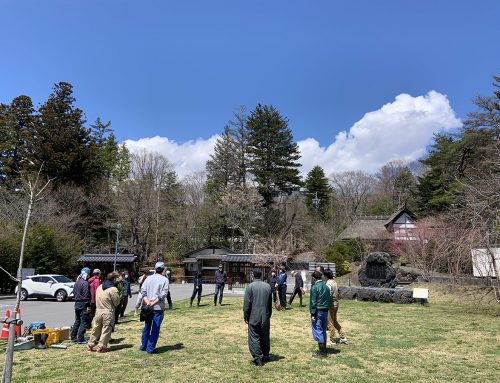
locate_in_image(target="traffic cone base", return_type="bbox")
[1,309,10,339]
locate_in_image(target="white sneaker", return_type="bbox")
[339,337,348,344]
[327,339,336,346]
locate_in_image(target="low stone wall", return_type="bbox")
[339,285,415,304]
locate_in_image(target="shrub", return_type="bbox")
[325,243,351,276]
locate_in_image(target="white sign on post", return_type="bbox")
[412,288,429,300]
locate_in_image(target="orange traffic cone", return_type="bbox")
[1,310,10,339]
[15,309,21,337]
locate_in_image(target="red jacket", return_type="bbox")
[88,276,101,304]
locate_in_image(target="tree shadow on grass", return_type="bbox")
[153,343,184,354]
[110,344,134,351]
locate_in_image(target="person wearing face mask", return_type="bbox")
[214,264,227,306]
[71,267,91,344]
[190,271,203,307]
[288,271,304,307]
[266,270,280,310]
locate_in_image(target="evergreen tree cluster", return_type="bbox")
[0,82,122,188]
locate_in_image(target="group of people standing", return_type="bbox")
[74,262,346,360]
[243,265,347,365]
[70,267,133,352]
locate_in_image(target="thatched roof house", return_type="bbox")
[337,208,417,249]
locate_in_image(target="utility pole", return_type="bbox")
[113,223,121,271]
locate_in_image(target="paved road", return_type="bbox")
[0,283,217,329]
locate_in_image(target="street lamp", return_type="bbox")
[113,223,122,272]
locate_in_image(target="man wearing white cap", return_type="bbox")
[139,261,169,353]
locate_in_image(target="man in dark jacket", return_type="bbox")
[309,271,331,357]
[213,264,227,306]
[288,271,304,307]
[71,267,91,344]
[266,270,279,309]
[243,268,272,366]
[277,267,287,309]
[190,271,203,307]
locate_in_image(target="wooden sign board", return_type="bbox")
[412,288,429,299]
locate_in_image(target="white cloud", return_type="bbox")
[298,91,461,175]
[123,91,461,178]
[123,135,219,177]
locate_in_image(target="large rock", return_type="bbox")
[396,266,422,284]
[339,286,415,304]
[358,252,397,288]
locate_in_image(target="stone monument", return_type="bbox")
[358,252,396,288]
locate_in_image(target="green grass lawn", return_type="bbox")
[2,297,499,383]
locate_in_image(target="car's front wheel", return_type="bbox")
[55,289,67,302]
[20,289,28,301]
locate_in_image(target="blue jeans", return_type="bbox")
[214,284,225,305]
[71,301,90,342]
[140,310,164,353]
[311,310,328,344]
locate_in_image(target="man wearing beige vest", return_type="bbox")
[86,272,121,353]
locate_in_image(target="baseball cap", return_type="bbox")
[155,261,165,269]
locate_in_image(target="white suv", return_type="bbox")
[17,275,75,302]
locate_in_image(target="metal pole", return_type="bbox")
[113,223,121,272]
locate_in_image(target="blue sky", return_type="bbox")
[1,1,499,175]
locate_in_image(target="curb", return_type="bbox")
[0,295,16,301]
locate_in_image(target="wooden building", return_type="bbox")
[337,207,417,250]
[77,253,138,280]
[182,244,234,282]
[182,245,286,287]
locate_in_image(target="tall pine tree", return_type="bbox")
[35,82,102,187]
[206,126,240,199]
[206,107,249,200]
[247,104,302,207]
[0,96,36,185]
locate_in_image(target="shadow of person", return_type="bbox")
[197,304,209,307]
[109,337,125,344]
[326,348,341,355]
[265,353,285,363]
[153,343,184,354]
[109,344,133,351]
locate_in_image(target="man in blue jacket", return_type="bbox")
[277,267,287,310]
